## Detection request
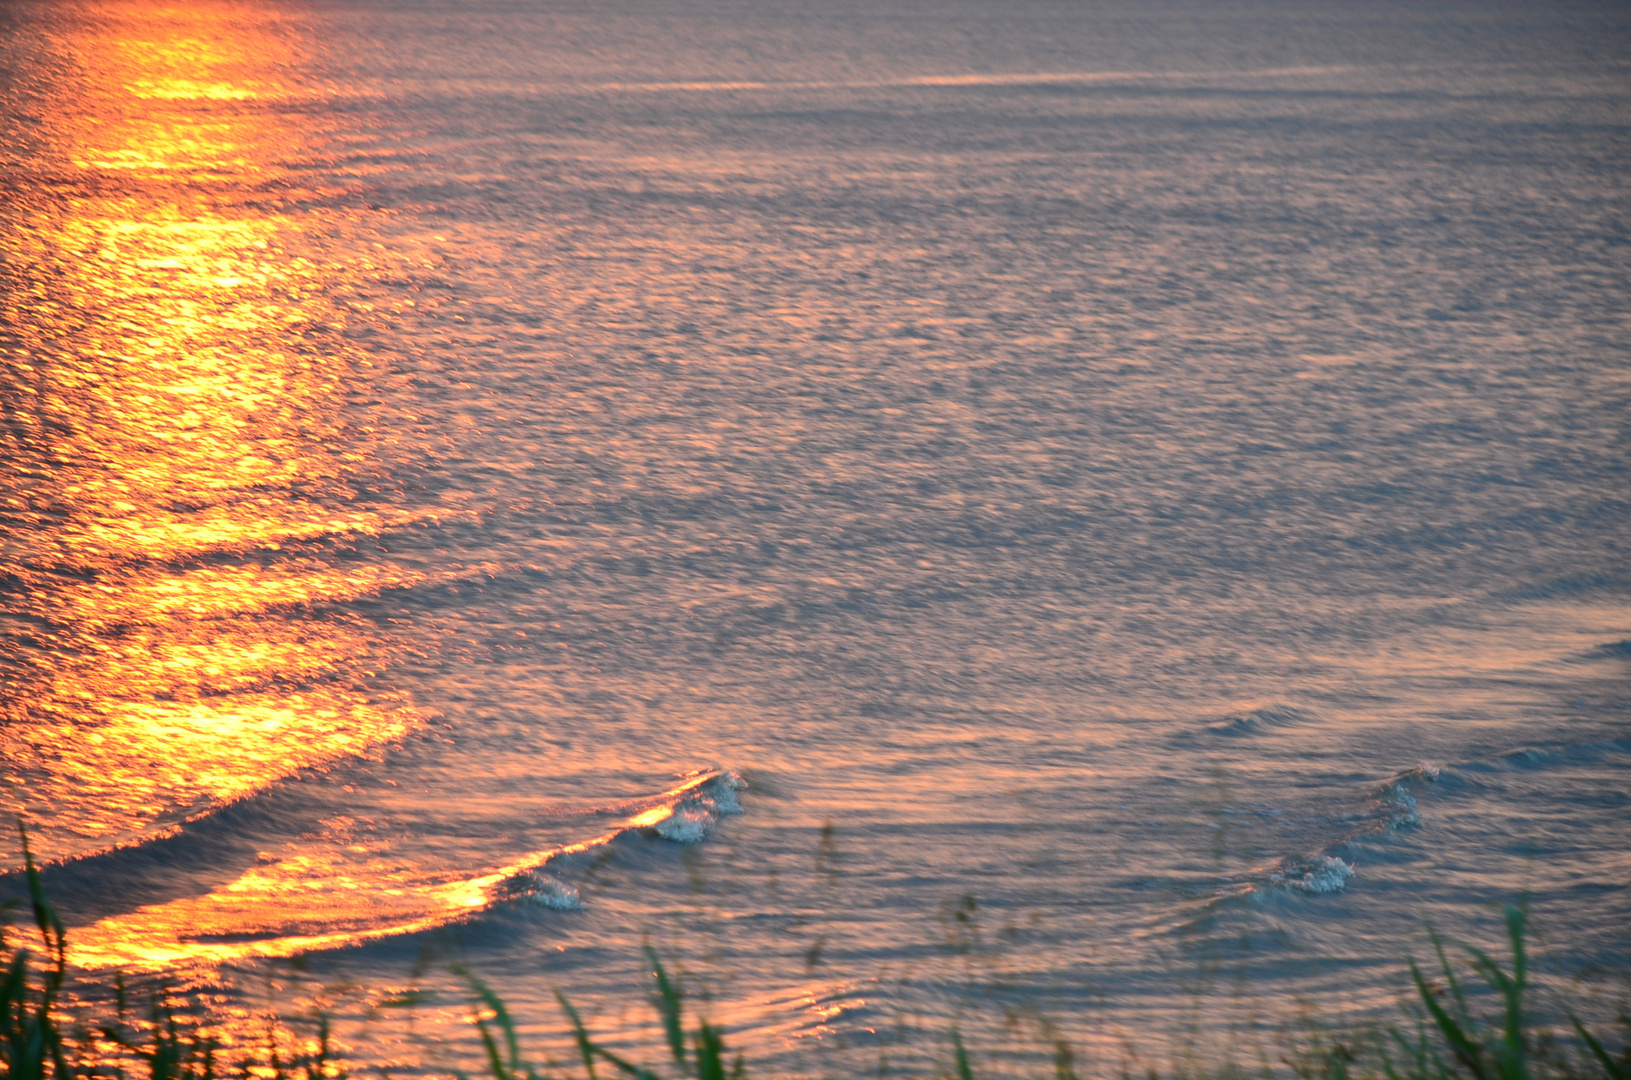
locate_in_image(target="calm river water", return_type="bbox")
[2,0,1628,1074]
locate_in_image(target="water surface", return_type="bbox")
[2,0,1628,1073]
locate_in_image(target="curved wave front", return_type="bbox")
[64,770,745,971]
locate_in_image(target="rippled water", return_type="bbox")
[2,0,1628,1073]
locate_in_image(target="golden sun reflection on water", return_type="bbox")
[1,0,428,890]
[65,773,726,971]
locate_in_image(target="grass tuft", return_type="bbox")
[3,820,1626,1080]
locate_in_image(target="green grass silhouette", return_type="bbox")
[4,824,1625,1080]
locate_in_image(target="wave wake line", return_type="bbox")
[63,770,745,971]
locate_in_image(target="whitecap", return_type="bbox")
[655,804,714,843]
[1369,764,1438,829]
[652,771,747,843]
[1271,855,1354,895]
[521,874,583,910]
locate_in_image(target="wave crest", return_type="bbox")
[62,770,747,971]
[1269,854,1355,895]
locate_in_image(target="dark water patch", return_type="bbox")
[0,799,271,926]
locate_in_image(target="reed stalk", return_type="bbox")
[3,824,1624,1080]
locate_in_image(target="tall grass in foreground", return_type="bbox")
[4,823,1626,1080]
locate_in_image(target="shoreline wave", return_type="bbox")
[57,770,746,971]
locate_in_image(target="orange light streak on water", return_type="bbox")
[0,2,424,871]
[66,772,730,970]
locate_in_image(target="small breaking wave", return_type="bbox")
[1253,763,1437,897]
[512,874,584,911]
[63,770,747,971]
[652,771,744,842]
[1168,762,1440,917]
[1268,854,1354,895]
[1364,763,1439,831]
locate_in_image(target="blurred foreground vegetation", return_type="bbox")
[4,825,1626,1080]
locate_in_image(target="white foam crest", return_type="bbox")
[1271,854,1355,895]
[655,805,713,843]
[1381,785,1420,827]
[1370,764,1439,830]
[652,770,747,843]
[519,873,583,910]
